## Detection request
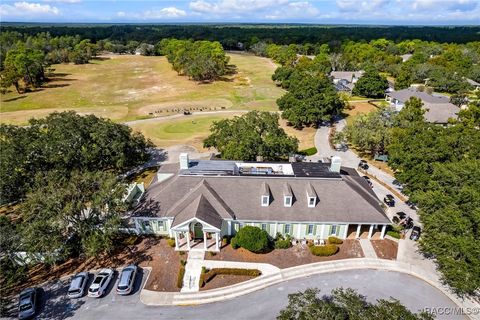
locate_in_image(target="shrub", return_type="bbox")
[386,230,401,239]
[275,234,292,249]
[167,238,176,247]
[299,147,318,156]
[199,268,262,288]
[328,236,343,244]
[309,244,339,256]
[233,226,270,253]
[230,237,239,249]
[177,265,186,288]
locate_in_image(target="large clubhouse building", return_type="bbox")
[130,154,391,252]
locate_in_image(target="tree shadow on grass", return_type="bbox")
[2,95,28,102]
[91,56,111,62]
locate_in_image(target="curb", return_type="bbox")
[139,258,479,320]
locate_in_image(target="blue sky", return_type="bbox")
[1,0,479,25]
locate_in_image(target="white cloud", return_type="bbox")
[43,0,81,3]
[336,0,389,12]
[144,7,187,19]
[116,7,187,20]
[189,0,289,14]
[411,0,477,12]
[0,1,59,18]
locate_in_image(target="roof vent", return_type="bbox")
[330,156,342,173]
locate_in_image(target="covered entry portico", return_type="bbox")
[172,218,221,252]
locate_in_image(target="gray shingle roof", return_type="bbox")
[134,164,390,225]
[387,88,459,123]
[330,71,364,82]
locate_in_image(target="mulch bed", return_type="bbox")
[200,274,257,291]
[3,236,185,298]
[207,240,364,269]
[371,239,398,260]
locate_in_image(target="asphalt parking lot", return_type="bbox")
[32,268,149,320]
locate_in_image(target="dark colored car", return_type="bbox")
[410,226,421,241]
[383,194,395,207]
[404,217,414,229]
[405,200,418,210]
[18,288,39,319]
[362,176,373,188]
[396,212,407,220]
[358,160,369,170]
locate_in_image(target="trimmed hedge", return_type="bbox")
[386,230,401,239]
[231,226,270,253]
[200,268,262,288]
[177,265,186,288]
[309,244,339,256]
[328,236,343,244]
[299,147,318,156]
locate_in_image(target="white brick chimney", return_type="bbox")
[179,153,189,170]
[330,156,342,173]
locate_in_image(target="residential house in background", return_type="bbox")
[130,154,390,252]
[385,88,459,124]
[330,70,364,94]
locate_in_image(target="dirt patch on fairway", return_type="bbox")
[279,119,316,150]
[371,239,398,260]
[207,240,364,269]
[345,102,377,117]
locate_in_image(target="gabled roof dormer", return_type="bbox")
[283,183,293,207]
[306,183,317,208]
[261,182,271,207]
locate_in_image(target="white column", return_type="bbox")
[275,222,278,234]
[215,233,220,251]
[380,225,387,239]
[356,224,362,238]
[296,224,302,239]
[186,231,191,250]
[168,219,173,238]
[203,231,207,250]
[320,224,326,239]
[174,231,179,250]
[227,221,232,236]
[368,225,374,239]
[343,224,349,239]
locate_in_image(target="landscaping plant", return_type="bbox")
[230,226,270,253]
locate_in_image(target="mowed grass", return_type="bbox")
[129,114,242,151]
[0,53,284,125]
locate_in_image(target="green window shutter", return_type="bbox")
[328,225,333,235]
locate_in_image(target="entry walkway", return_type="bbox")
[359,239,378,259]
[181,250,205,293]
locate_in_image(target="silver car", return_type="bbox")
[116,265,138,295]
[67,272,89,299]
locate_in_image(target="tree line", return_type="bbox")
[3,24,479,46]
[158,38,230,81]
[339,96,480,295]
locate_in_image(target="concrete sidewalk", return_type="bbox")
[140,258,480,319]
[359,239,378,259]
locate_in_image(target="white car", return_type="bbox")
[88,269,114,298]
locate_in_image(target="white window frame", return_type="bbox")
[307,224,314,235]
[284,196,292,207]
[308,196,316,207]
[261,195,269,207]
[331,225,337,235]
[261,223,267,231]
[158,220,164,229]
[284,224,291,235]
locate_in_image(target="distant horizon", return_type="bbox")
[1,0,479,25]
[2,21,479,27]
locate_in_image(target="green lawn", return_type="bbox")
[0,53,284,125]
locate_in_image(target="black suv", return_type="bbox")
[383,194,395,207]
[410,226,421,241]
[362,176,373,188]
[358,160,369,170]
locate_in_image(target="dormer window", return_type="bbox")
[261,195,270,207]
[306,183,317,208]
[261,182,271,207]
[284,196,292,207]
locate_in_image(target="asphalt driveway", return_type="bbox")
[21,269,466,320]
